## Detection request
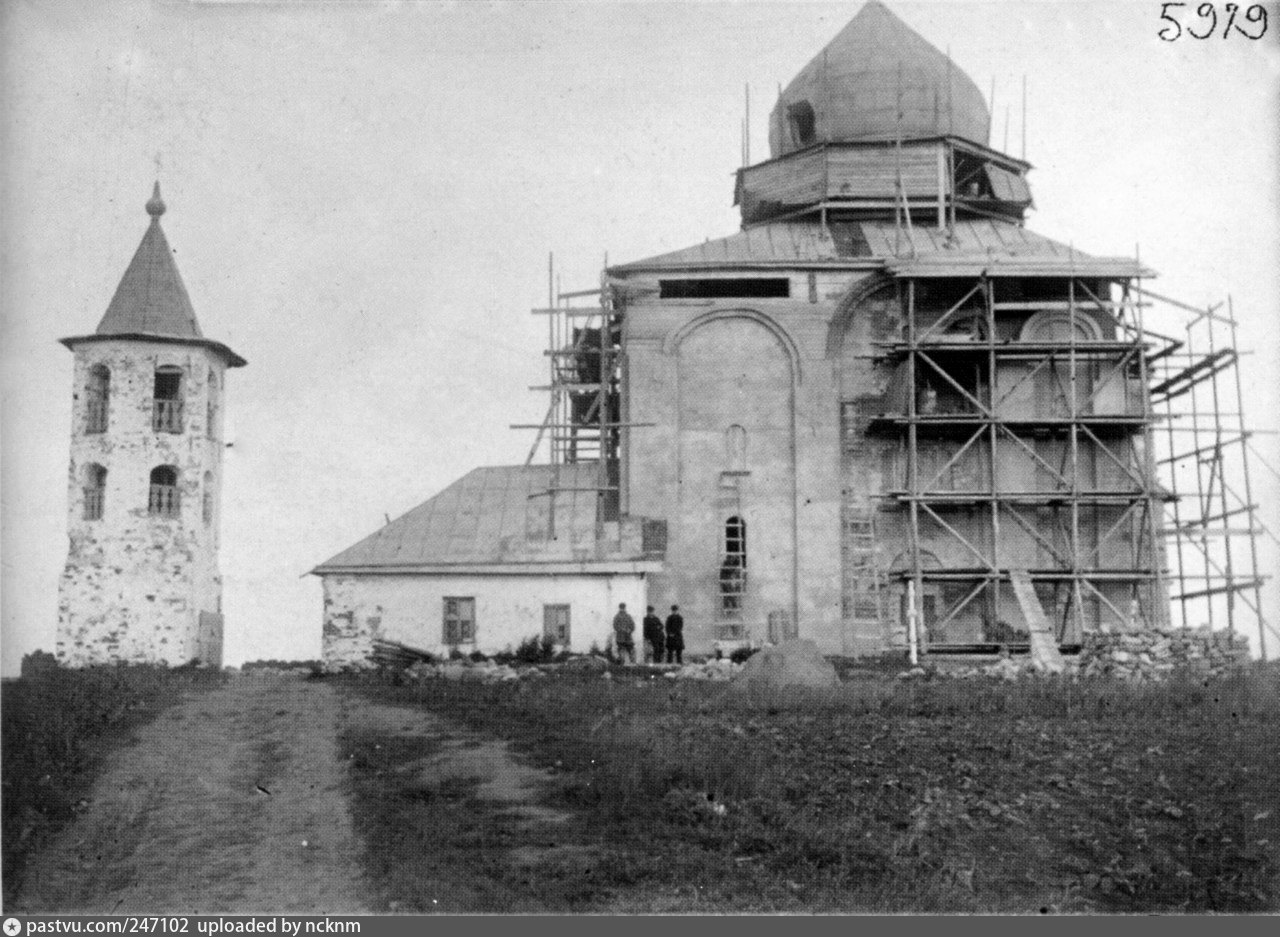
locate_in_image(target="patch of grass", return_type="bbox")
[1,658,226,906]
[341,668,1279,913]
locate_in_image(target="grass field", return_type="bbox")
[342,665,1280,913]
[1,660,226,907]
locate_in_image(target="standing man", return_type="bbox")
[642,605,665,664]
[664,605,685,664]
[612,602,636,664]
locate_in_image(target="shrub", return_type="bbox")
[468,650,488,664]
[729,646,759,665]
[448,646,466,661]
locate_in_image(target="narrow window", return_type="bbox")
[443,596,476,645]
[787,100,817,147]
[153,366,184,434]
[206,369,218,440]
[202,471,214,524]
[83,464,107,520]
[543,604,571,645]
[725,425,747,472]
[719,516,748,636]
[658,278,790,299]
[148,465,180,518]
[86,365,110,434]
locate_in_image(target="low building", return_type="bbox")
[312,464,662,663]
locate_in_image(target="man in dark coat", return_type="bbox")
[664,605,685,664]
[612,602,636,664]
[642,605,665,664]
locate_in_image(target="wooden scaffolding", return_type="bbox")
[870,266,1271,658]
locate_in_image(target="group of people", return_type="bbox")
[610,602,684,664]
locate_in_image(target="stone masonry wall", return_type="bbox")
[57,339,227,666]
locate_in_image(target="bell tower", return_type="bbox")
[56,184,247,666]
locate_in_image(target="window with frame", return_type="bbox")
[206,369,218,440]
[153,366,184,434]
[83,464,107,520]
[543,604,570,645]
[442,597,476,645]
[149,465,180,518]
[86,365,110,434]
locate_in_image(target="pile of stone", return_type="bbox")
[1078,626,1252,680]
[663,658,741,681]
[403,659,524,683]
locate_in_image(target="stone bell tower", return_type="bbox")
[56,184,247,666]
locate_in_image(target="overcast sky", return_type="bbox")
[2,0,1278,672]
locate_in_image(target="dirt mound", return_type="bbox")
[733,640,839,690]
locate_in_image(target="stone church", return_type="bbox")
[57,184,245,666]
[317,2,1167,662]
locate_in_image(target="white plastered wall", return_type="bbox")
[321,572,649,663]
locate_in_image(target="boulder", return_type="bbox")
[732,640,839,690]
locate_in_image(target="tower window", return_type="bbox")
[148,465,180,518]
[206,369,218,440]
[202,471,214,524]
[787,100,817,148]
[153,366,184,434]
[86,365,110,434]
[83,464,107,521]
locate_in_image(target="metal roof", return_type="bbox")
[611,223,857,271]
[312,464,645,574]
[63,184,246,366]
[610,219,1154,279]
[770,2,990,157]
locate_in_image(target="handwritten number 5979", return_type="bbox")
[1159,2,1269,39]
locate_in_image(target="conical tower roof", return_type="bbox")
[95,182,202,339]
[61,184,245,367]
[769,1,990,158]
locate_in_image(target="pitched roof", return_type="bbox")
[313,464,651,573]
[770,2,990,157]
[61,184,246,366]
[609,219,1153,280]
[97,183,202,339]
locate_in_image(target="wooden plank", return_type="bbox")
[1008,569,1066,673]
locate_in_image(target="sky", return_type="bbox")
[2,0,1278,673]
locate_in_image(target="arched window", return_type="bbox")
[153,366,184,434]
[202,471,214,524]
[86,365,110,434]
[206,370,218,440]
[148,465,180,518]
[83,464,107,520]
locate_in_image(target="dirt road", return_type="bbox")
[14,674,436,915]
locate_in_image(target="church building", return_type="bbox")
[316,2,1168,662]
[57,184,245,667]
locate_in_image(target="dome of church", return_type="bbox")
[768,2,990,158]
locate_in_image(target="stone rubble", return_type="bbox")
[663,658,741,681]
[1077,626,1252,680]
[931,627,1253,681]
